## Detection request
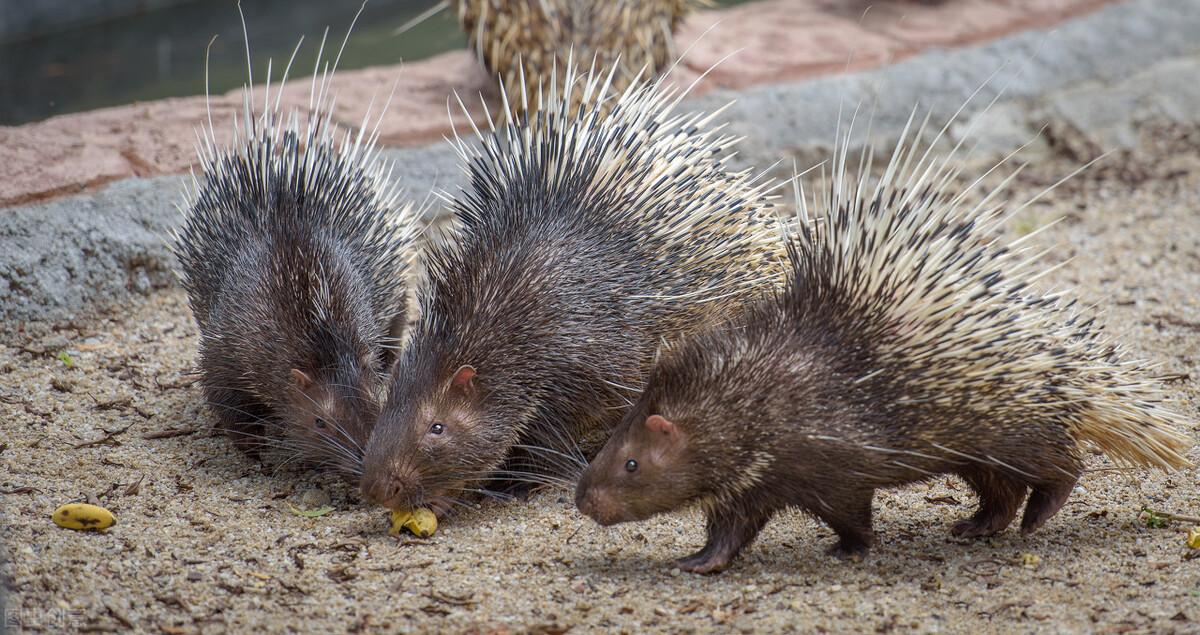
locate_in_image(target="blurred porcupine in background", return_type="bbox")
[456,0,699,114]
[359,63,786,515]
[173,30,420,479]
[576,111,1194,573]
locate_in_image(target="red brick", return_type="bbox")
[810,0,1018,48]
[0,124,133,207]
[677,0,902,90]
[993,0,1114,22]
[269,51,493,147]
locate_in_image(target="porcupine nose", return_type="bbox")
[361,464,418,510]
[575,479,618,526]
[574,486,593,519]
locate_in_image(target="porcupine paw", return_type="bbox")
[827,537,871,562]
[216,420,265,458]
[676,550,732,575]
[951,513,1008,538]
[953,469,1023,538]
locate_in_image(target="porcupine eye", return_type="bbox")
[314,418,328,430]
[624,459,638,473]
[429,423,445,436]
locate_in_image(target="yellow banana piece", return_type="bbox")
[389,508,437,538]
[52,503,115,531]
[1188,526,1200,549]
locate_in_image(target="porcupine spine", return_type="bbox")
[444,59,787,385]
[455,0,699,113]
[172,36,420,471]
[176,76,415,332]
[780,110,1194,474]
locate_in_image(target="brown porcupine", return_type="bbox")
[173,35,419,478]
[359,64,786,514]
[456,0,699,114]
[575,113,1195,574]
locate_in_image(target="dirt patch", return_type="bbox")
[2,132,1198,633]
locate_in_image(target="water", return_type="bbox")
[0,0,750,126]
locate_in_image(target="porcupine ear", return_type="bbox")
[290,369,314,390]
[645,415,678,440]
[645,415,684,463]
[450,365,477,392]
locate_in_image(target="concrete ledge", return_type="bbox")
[0,176,182,321]
[3,0,1199,323]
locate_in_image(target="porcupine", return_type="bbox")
[456,0,698,114]
[173,31,419,478]
[575,112,1195,573]
[359,63,786,514]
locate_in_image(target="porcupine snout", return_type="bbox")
[361,461,421,511]
[575,476,629,527]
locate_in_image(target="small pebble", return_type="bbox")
[296,488,330,509]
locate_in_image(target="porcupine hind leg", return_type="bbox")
[1021,471,1080,534]
[1018,437,1083,533]
[951,467,1026,538]
[817,488,875,560]
[678,501,775,574]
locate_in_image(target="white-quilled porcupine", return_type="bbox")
[173,43,419,477]
[455,0,698,114]
[359,64,787,513]
[575,113,1195,574]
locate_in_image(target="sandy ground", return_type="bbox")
[2,123,1199,634]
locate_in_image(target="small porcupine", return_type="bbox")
[173,36,419,478]
[575,113,1194,573]
[359,64,786,513]
[456,0,698,114]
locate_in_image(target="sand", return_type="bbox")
[2,124,1199,634]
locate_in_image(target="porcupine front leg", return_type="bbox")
[815,488,875,560]
[952,467,1027,538]
[678,502,775,574]
[205,387,268,457]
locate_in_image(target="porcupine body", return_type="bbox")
[575,114,1194,573]
[456,0,697,114]
[173,52,418,477]
[359,64,785,513]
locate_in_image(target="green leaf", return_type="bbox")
[287,503,334,518]
[1142,508,1169,529]
[56,351,74,368]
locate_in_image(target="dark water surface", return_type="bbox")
[0,0,750,126]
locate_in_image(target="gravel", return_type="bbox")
[1,124,1198,634]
